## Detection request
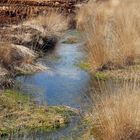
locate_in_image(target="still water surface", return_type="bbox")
[13,40,94,139]
[16,43,90,108]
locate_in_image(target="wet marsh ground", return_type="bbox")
[1,1,140,140]
[0,31,94,139]
[13,32,93,139]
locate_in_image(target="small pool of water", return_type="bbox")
[16,43,90,109]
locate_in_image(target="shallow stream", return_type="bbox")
[12,32,94,139]
[17,43,90,108]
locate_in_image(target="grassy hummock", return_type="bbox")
[0,90,76,137]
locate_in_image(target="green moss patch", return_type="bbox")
[0,90,76,137]
[77,62,91,71]
[94,72,110,80]
[94,63,140,81]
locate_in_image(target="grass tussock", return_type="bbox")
[89,80,140,140]
[77,0,140,71]
[24,12,68,39]
[22,11,68,51]
[0,11,68,86]
[0,43,35,70]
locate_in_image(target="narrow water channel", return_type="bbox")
[13,35,93,139]
[16,42,90,108]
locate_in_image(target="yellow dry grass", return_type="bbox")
[24,11,68,39]
[77,0,140,71]
[89,80,140,140]
[0,43,35,69]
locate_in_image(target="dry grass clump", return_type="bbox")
[0,43,23,69]
[22,12,68,51]
[77,0,140,71]
[89,80,140,140]
[24,12,68,39]
[0,43,35,69]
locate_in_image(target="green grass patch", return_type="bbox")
[0,90,76,137]
[76,61,91,71]
[94,72,109,80]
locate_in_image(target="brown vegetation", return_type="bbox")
[89,80,140,140]
[0,0,80,25]
[0,43,40,88]
[76,1,140,139]
[77,0,140,71]
[0,12,68,50]
[0,43,35,69]
[0,10,68,87]
[0,90,76,137]
[24,12,68,39]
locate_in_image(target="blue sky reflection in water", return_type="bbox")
[16,43,90,108]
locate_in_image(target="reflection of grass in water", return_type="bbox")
[20,84,45,96]
[15,81,46,104]
[46,55,61,62]
[62,37,79,44]
[66,30,81,37]
[62,30,83,44]
[0,90,76,137]
[41,54,61,64]
[56,115,94,140]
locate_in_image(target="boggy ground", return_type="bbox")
[75,1,140,140]
[0,1,98,139]
[0,90,77,137]
[0,2,79,136]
